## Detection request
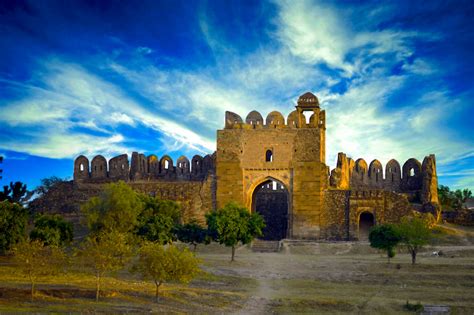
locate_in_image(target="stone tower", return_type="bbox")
[215,92,328,239]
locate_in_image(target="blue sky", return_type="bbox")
[0,0,473,191]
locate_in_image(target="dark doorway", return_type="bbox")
[253,180,288,240]
[359,212,375,240]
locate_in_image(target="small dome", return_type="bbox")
[297,92,319,107]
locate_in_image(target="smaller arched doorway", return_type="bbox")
[252,179,289,241]
[359,212,375,240]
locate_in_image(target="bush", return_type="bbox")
[175,221,209,251]
[136,195,181,244]
[30,214,73,247]
[369,224,401,263]
[0,200,28,253]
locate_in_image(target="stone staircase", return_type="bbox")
[251,239,282,252]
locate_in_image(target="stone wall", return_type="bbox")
[322,189,413,240]
[74,152,215,183]
[329,152,439,205]
[216,102,327,239]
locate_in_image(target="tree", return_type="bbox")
[30,214,73,247]
[175,220,209,251]
[136,195,181,244]
[81,181,143,234]
[34,176,66,197]
[369,224,401,263]
[0,200,28,253]
[75,230,132,301]
[438,185,472,211]
[206,202,265,261]
[396,216,432,265]
[11,239,66,298]
[0,181,31,204]
[133,242,201,301]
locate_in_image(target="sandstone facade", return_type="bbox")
[70,92,439,240]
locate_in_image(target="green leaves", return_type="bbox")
[82,181,143,234]
[0,200,28,253]
[30,214,73,247]
[369,224,401,261]
[133,242,201,300]
[206,202,265,260]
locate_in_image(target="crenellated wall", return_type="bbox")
[329,152,439,205]
[66,90,442,241]
[74,152,216,183]
[224,108,326,130]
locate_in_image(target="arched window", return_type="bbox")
[409,168,415,176]
[265,150,273,162]
[80,164,84,172]
[165,160,170,169]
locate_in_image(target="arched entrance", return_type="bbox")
[252,179,289,240]
[359,212,375,240]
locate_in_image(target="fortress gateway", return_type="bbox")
[73,92,439,240]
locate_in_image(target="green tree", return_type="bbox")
[175,220,209,251]
[30,214,73,247]
[136,195,181,244]
[75,230,132,301]
[438,185,472,211]
[0,200,28,253]
[0,181,31,204]
[11,239,66,298]
[369,224,401,263]
[81,181,143,234]
[206,202,265,261]
[34,176,66,197]
[396,216,432,265]
[133,242,201,301]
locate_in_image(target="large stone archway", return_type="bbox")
[249,177,290,240]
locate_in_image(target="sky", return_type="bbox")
[0,0,473,191]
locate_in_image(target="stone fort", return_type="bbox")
[72,92,439,240]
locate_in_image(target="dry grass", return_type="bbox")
[0,225,473,313]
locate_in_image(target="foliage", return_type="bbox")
[11,239,67,298]
[404,300,423,312]
[206,202,265,261]
[396,216,432,265]
[133,241,201,301]
[175,220,210,251]
[81,181,143,235]
[438,185,472,211]
[0,181,31,204]
[0,200,28,253]
[135,195,181,244]
[368,224,401,263]
[34,176,66,197]
[30,214,73,247]
[75,230,132,301]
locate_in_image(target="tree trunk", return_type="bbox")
[28,272,35,300]
[96,271,101,301]
[411,250,417,265]
[30,281,35,300]
[231,245,235,262]
[155,280,162,302]
[193,243,197,252]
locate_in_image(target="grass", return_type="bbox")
[0,225,474,313]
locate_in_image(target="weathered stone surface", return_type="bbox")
[64,91,440,240]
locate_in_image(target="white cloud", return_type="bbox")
[0,61,215,159]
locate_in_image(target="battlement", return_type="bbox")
[73,152,216,183]
[329,152,439,204]
[224,109,326,129]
